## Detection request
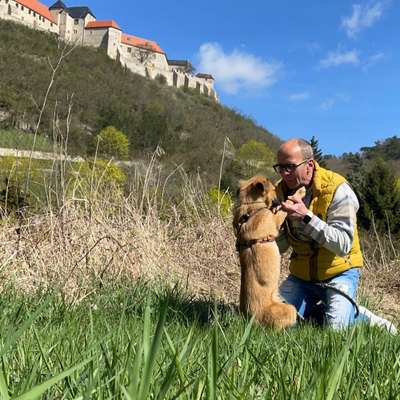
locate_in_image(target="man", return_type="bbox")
[275,138,396,332]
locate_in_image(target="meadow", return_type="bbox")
[0,129,54,153]
[1,282,400,399]
[0,155,399,399]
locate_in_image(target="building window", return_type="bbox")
[73,29,77,34]
[127,47,132,53]
[15,2,18,7]
[74,19,79,25]
[7,4,11,15]
[28,9,31,14]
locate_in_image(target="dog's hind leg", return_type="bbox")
[263,302,297,330]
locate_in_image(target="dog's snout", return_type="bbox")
[272,197,281,207]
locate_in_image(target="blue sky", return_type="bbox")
[44,0,399,155]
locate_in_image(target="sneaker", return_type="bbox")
[358,306,397,334]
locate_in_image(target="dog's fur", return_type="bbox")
[233,175,303,329]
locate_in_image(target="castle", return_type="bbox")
[0,0,217,100]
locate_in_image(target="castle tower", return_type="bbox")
[49,0,66,27]
[84,20,122,60]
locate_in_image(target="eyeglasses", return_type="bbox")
[273,159,310,174]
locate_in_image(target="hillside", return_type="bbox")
[0,20,281,186]
[324,136,400,177]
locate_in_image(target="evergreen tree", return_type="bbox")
[310,136,326,167]
[356,158,400,234]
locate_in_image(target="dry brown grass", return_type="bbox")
[0,163,398,323]
[0,164,240,305]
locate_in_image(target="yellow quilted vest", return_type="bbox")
[277,162,363,281]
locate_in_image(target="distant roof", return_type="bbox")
[66,6,95,19]
[86,20,121,30]
[17,0,56,23]
[49,0,66,10]
[121,33,164,54]
[196,73,214,80]
[168,59,191,66]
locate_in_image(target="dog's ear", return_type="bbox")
[254,181,265,194]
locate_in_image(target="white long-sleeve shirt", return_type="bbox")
[277,182,359,257]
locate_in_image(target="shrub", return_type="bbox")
[74,159,127,189]
[93,126,129,160]
[155,74,167,85]
[207,186,233,217]
[222,140,276,192]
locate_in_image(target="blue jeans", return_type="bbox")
[280,268,360,329]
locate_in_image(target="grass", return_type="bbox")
[0,154,398,398]
[0,282,399,399]
[0,129,54,152]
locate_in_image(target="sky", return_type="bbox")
[43,0,400,155]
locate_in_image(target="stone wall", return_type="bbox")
[0,0,58,34]
[84,26,110,51]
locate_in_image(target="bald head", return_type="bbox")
[278,138,314,161]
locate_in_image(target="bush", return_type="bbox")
[74,159,127,189]
[222,140,276,192]
[207,186,233,217]
[155,74,167,85]
[93,126,129,159]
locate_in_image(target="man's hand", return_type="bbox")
[281,195,309,219]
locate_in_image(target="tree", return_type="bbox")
[138,102,169,151]
[310,136,326,167]
[132,46,155,65]
[94,126,129,159]
[354,158,400,234]
[222,140,276,191]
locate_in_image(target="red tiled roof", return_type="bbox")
[17,0,56,23]
[121,33,164,54]
[85,20,121,30]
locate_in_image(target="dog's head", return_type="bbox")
[233,175,284,240]
[236,175,279,209]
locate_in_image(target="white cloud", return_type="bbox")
[320,98,336,111]
[198,42,281,94]
[341,2,385,38]
[320,50,360,68]
[363,52,385,70]
[289,92,310,102]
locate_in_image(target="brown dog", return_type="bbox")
[233,175,303,330]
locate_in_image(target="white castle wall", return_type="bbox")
[117,47,217,99]
[0,0,58,33]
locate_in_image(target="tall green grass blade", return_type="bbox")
[324,340,351,400]
[14,358,91,400]
[206,321,218,400]
[0,359,10,400]
[138,301,168,399]
[156,327,194,399]
[0,298,51,358]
